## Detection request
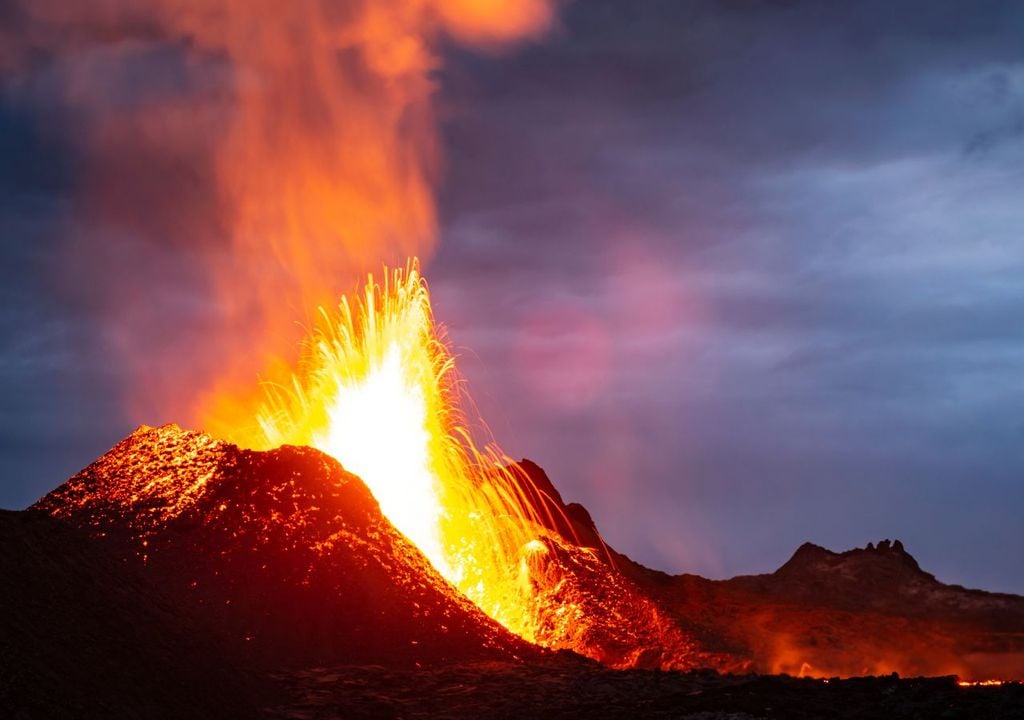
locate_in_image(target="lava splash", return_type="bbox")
[243,260,557,641]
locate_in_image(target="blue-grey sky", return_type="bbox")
[2,1,1023,592]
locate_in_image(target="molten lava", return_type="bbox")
[959,680,1007,687]
[250,260,563,641]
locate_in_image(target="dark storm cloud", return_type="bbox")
[431,0,1024,591]
[0,25,228,506]
[0,86,115,507]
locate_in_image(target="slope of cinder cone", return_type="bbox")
[0,509,268,719]
[34,424,535,669]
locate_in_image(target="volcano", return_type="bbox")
[4,424,1024,718]
[30,424,531,669]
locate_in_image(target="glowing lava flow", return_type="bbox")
[256,260,561,640]
[958,680,1007,687]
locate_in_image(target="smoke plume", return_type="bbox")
[1,0,555,437]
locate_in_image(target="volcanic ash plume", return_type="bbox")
[183,0,557,438]
[3,0,555,431]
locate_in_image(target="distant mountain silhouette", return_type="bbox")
[507,458,1024,679]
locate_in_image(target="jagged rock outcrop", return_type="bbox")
[624,538,1024,679]
[506,459,728,670]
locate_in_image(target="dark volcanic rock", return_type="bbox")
[0,508,266,719]
[510,459,606,552]
[505,459,724,670]
[766,539,935,602]
[619,537,1024,679]
[269,659,1024,720]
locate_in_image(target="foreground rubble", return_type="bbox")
[270,658,1024,720]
